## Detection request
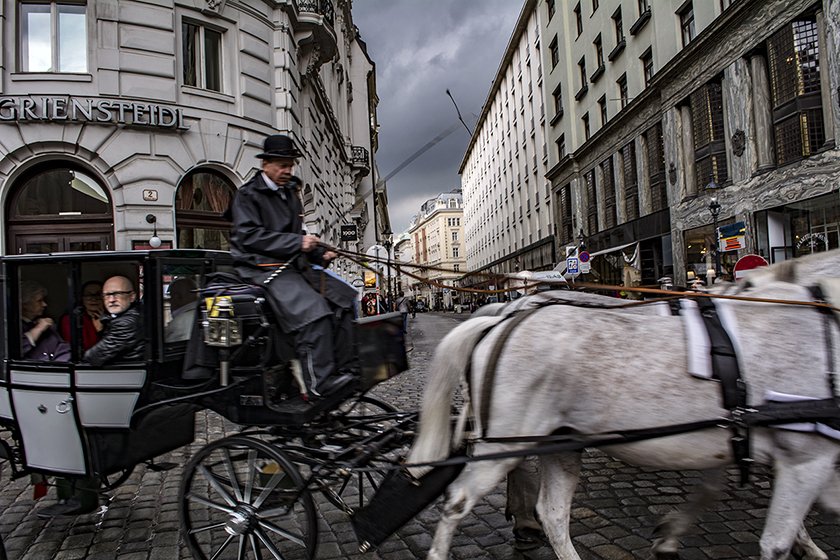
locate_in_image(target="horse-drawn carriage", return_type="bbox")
[0,249,414,559]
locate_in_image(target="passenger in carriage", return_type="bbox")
[59,280,104,351]
[229,134,357,400]
[84,275,144,366]
[165,277,198,342]
[20,280,71,362]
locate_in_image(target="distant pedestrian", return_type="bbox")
[395,291,410,334]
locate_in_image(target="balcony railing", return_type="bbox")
[352,145,369,166]
[297,0,334,26]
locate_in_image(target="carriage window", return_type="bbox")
[162,264,202,347]
[14,264,73,362]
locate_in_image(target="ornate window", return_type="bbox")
[645,122,667,213]
[767,16,825,166]
[690,79,728,187]
[602,157,616,229]
[622,142,639,220]
[175,169,235,250]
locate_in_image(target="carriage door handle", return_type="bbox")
[56,397,74,414]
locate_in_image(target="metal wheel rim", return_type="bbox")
[179,435,317,560]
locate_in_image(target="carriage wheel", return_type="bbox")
[321,396,406,514]
[179,436,317,560]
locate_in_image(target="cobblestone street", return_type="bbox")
[0,311,837,559]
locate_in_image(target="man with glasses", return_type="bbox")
[84,275,144,366]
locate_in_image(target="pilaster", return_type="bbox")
[749,53,775,171]
[723,58,754,183]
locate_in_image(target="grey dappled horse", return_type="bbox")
[408,250,840,560]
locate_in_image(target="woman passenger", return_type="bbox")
[60,280,104,350]
[21,280,70,362]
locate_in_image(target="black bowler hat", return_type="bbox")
[257,134,303,159]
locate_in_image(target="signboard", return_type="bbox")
[351,278,364,288]
[578,251,590,263]
[340,224,358,242]
[718,221,746,252]
[579,260,591,273]
[363,270,377,287]
[733,254,769,280]
[566,257,579,275]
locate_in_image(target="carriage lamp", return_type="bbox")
[202,298,242,348]
[145,214,162,248]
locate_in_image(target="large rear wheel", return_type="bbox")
[179,435,317,560]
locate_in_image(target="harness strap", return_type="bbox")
[478,308,541,439]
[808,285,839,401]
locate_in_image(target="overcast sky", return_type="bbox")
[352,1,523,235]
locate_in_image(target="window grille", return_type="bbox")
[586,170,598,234]
[602,158,616,229]
[645,123,667,212]
[623,142,639,220]
[559,184,573,243]
[690,80,728,186]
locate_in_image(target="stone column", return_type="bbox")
[817,6,839,145]
[723,59,754,183]
[678,105,696,198]
[636,135,651,215]
[615,151,626,224]
[749,53,776,171]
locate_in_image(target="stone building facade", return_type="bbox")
[0,0,380,278]
[459,0,556,286]
[541,0,839,285]
[407,190,466,310]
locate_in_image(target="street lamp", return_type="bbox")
[706,175,722,278]
[381,227,393,312]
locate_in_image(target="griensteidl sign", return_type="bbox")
[0,97,189,130]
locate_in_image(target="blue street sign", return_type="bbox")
[566,257,579,275]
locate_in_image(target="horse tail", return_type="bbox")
[406,315,505,478]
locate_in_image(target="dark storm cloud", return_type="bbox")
[352,0,523,233]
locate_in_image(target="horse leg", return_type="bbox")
[535,452,583,560]
[651,468,726,559]
[790,524,828,560]
[760,450,838,560]
[427,457,520,560]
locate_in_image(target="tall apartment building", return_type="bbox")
[407,190,466,310]
[0,0,379,275]
[542,0,839,285]
[460,0,555,286]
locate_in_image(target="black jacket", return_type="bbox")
[230,173,352,331]
[84,304,144,366]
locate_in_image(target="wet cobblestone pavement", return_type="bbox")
[0,312,837,559]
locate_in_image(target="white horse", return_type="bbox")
[408,250,840,560]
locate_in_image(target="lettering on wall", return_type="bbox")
[0,97,189,130]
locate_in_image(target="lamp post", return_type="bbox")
[381,227,393,312]
[706,176,722,278]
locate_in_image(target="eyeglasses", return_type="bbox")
[103,291,133,299]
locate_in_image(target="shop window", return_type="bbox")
[767,16,825,166]
[622,142,639,220]
[585,169,598,235]
[645,122,667,213]
[602,157,616,229]
[175,169,235,250]
[182,20,223,92]
[19,1,87,73]
[690,78,728,187]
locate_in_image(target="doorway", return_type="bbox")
[6,164,114,255]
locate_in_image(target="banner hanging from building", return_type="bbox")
[718,221,746,252]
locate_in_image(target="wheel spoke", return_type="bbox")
[249,533,264,560]
[255,526,288,560]
[197,465,238,507]
[186,492,236,514]
[209,534,236,560]
[223,448,244,502]
[252,471,288,509]
[244,449,257,503]
[188,521,229,535]
[237,535,247,560]
[258,519,306,547]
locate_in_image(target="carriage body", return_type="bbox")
[0,249,409,482]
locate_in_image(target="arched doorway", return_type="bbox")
[175,168,236,250]
[6,164,113,254]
